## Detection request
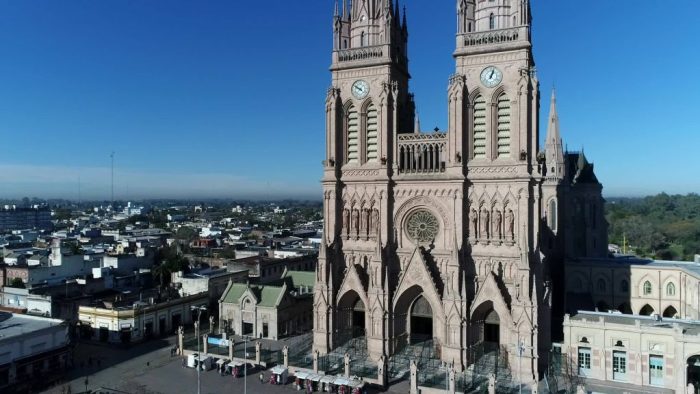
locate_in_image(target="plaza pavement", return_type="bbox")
[40,336,411,394]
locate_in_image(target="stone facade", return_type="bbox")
[219,270,315,340]
[562,311,700,393]
[313,0,607,383]
[567,257,700,320]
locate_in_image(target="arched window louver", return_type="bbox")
[347,105,359,164]
[497,93,511,158]
[366,104,378,163]
[473,95,487,159]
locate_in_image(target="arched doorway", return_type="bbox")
[663,305,678,318]
[393,285,436,350]
[617,303,632,314]
[639,304,655,316]
[352,299,365,337]
[596,301,610,312]
[688,356,700,393]
[337,290,366,344]
[410,295,433,342]
[472,302,501,353]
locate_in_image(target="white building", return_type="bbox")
[0,313,70,391]
[561,311,700,393]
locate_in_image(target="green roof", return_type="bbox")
[221,283,284,308]
[257,286,284,307]
[221,283,248,304]
[280,270,316,288]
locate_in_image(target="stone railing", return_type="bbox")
[397,132,447,174]
[337,45,385,62]
[459,26,527,48]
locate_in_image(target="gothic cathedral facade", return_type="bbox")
[313,0,607,382]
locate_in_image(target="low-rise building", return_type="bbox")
[78,292,208,344]
[171,267,248,302]
[218,269,314,340]
[567,257,700,319]
[0,313,70,391]
[226,254,316,283]
[561,311,700,393]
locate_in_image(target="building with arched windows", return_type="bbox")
[314,0,607,385]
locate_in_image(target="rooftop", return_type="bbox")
[569,310,700,336]
[0,312,65,341]
[573,256,700,278]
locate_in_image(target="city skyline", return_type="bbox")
[1,1,698,199]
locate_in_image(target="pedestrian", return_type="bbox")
[259,372,264,383]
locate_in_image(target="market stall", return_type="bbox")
[270,365,288,385]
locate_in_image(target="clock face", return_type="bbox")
[480,66,503,88]
[351,80,370,100]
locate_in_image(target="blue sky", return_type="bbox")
[0,1,698,200]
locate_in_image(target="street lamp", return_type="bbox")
[191,305,207,394]
[516,338,528,394]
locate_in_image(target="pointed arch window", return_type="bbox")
[473,95,487,159]
[366,103,378,163]
[643,280,653,295]
[666,283,676,297]
[489,13,495,30]
[347,105,359,164]
[497,93,511,158]
[361,31,365,47]
[549,199,558,231]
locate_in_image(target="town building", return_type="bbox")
[566,256,700,320]
[0,313,70,392]
[561,311,700,393]
[218,270,314,340]
[313,0,607,383]
[171,267,248,304]
[0,205,52,232]
[227,254,316,284]
[78,292,208,344]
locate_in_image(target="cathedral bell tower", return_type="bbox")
[316,0,415,360]
[451,0,547,382]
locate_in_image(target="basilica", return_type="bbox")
[313,0,607,383]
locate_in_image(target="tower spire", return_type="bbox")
[545,88,561,145]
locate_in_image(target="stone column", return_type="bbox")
[487,373,496,394]
[283,346,289,368]
[177,326,184,355]
[409,361,418,394]
[344,353,350,377]
[313,351,319,373]
[202,334,208,355]
[255,342,261,364]
[449,366,456,394]
[377,356,386,388]
[228,340,234,360]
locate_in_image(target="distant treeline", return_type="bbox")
[606,193,700,261]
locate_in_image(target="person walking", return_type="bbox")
[259,372,264,383]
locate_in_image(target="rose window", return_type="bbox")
[406,209,439,243]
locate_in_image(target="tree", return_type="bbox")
[8,278,25,289]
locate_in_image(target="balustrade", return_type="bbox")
[397,132,447,174]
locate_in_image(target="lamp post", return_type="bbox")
[191,305,207,394]
[517,338,527,394]
[243,335,250,394]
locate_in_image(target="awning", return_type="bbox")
[320,376,335,384]
[216,359,229,365]
[307,374,323,382]
[295,371,310,380]
[333,377,351,386]
[271,366,287,375]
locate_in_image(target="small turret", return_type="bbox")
[544,89,565,180]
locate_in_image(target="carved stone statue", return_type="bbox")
[506,209,515,240]
[361,208,369,234]
[372,208,380,233]
[480,208,490,238]
[343,208,350,235]
[351,209,360,236]
[492,210,502,239]
[469,209,478,238]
